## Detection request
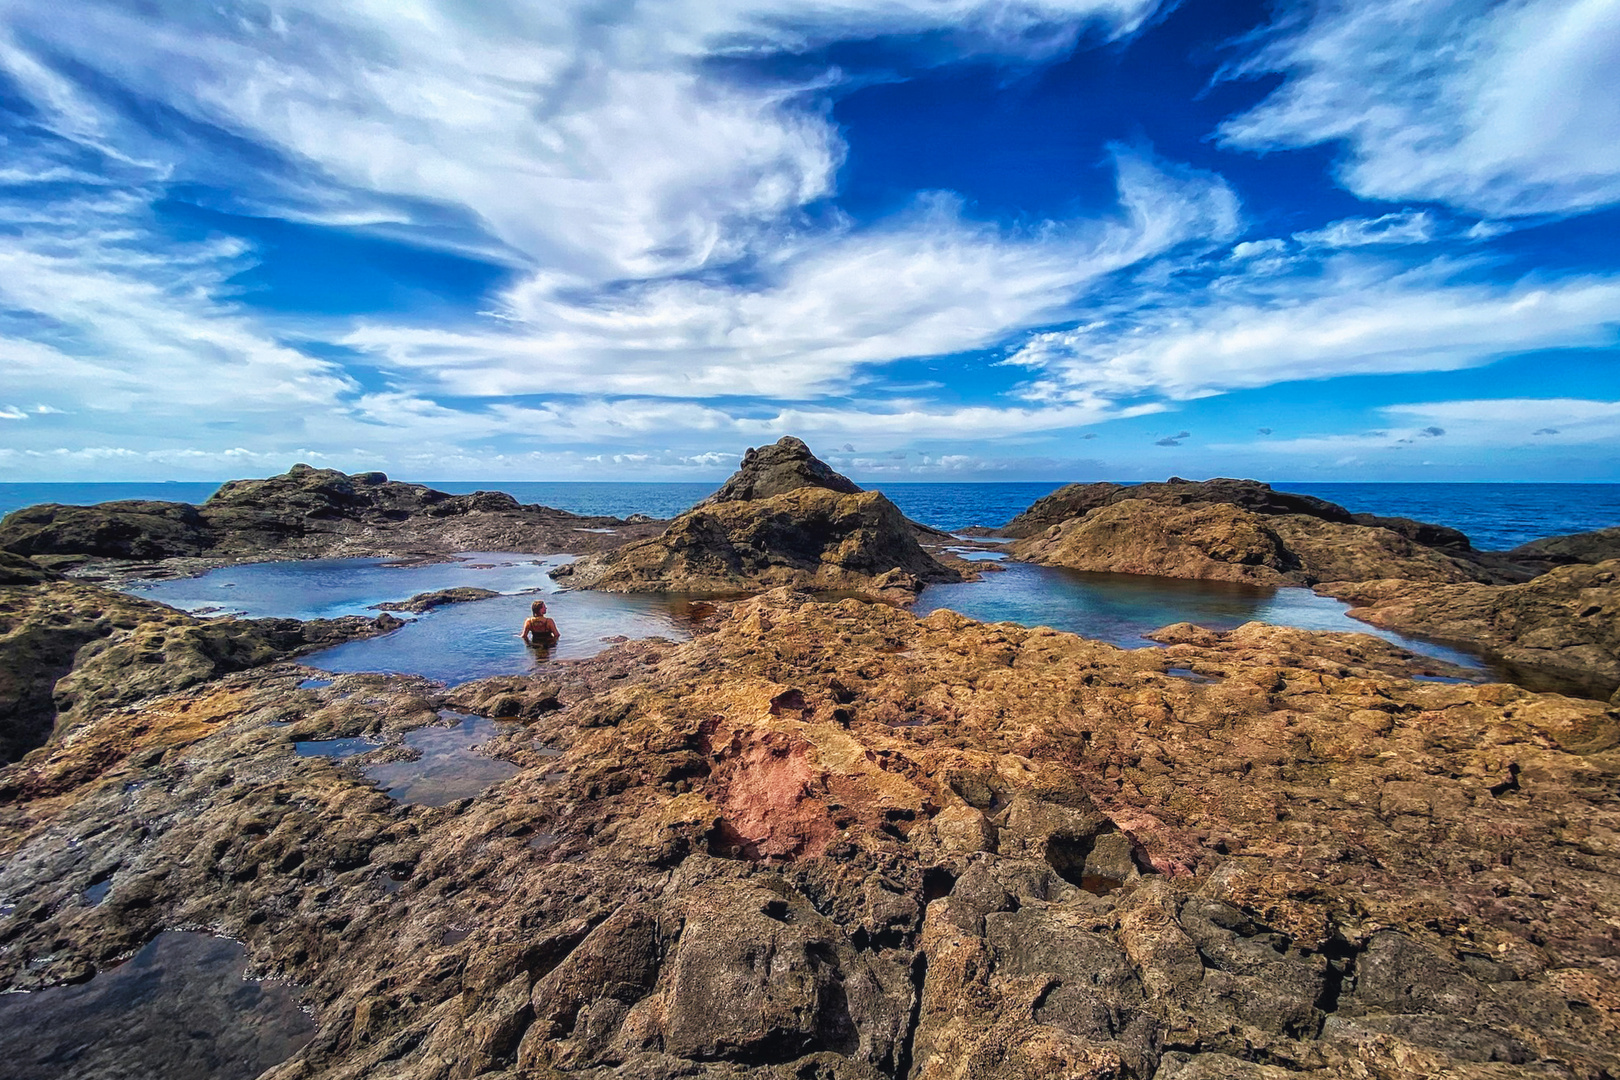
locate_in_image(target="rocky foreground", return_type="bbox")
[3,585,1619,1079]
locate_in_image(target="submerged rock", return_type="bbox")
[1,589,1617,1078]
[557,440,961,595]
[1325,558,1620,696]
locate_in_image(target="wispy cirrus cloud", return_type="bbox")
[1005,245,1620,404]
[1220,0,1620,217]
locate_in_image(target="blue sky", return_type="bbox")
[1,0,1617,482]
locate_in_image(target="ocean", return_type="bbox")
[2,480,1617,551]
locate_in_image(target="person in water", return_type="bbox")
[520,599,560,646]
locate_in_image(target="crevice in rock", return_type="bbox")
[892,951,927,1080]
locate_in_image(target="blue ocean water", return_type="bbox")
[4,479,1617,550]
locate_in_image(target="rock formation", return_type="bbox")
[1508,525,1620,568]
[556,440,961,595]
[2,589,1617,1078]
[1325,558,1620,699]
[699,436,864,505]
[0,557,399,765]
[0,465,659,569]
[1011,498,1486,587]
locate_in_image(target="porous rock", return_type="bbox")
[699,436,864,505]
[2,590,1617,1079]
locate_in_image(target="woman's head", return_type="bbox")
[531,599,547,616]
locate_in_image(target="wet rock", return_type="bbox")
[373,586,501,612]
[1509,524,1620,567]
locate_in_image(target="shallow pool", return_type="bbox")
[0,931,313,1080]
[122,553,698,682]
[915,561,1483,669]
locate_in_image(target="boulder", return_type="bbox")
[0,500,212,559]
[699,436,863,505]
[1000,478,1359,539]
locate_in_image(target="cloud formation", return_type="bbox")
[1221,0,1620,217]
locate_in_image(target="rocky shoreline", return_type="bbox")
[2,442,1618,1079]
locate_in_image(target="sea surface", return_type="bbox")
[4,480,1617,549]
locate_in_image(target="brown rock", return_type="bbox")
[1012,498,1481,586]
[699,436,863,505]
[554,486,961,595]
[1325,558,1620,697]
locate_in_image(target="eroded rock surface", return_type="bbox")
[556,444,961,596]
[0,465,660,569]
[0,568,398,765]
[2,590,1617,1079]
[1509,525,1620,569]
[1326,559,1620,699]
[374,586,503,613]
[700,436,865,505]
[1012,498,1486,587]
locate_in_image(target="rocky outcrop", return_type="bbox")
[2,590,1617,1078]
[556,440,960,596]
[1001,478,1363,539]
[1509,525,1620,567]
[555,486,962,595]
[0,465,660,568]
[0,572,399,766]
[699,436,863,505]
[1012,498,1485,587]
[372,587,501,613]
[1325,559,1620,698]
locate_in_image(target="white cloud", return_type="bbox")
[1293,210,1434,248]
[0,0,1164,283]
[342,152,1239,399]
[1219,399,1620,455]
[1006,251,1620,403]
[1220,0,1620,217]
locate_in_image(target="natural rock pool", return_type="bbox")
[915,556,1485,670]
[0,931,314,1080]
[297,711,523,806]
[125,552,701,682]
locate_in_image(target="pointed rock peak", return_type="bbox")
[701,436,863,504]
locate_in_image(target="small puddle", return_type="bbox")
[0,931,314,1080]
[529,830,560,851]
[361,713,520,807]
[82,879,111,906]
[1164,667,1218,684]
[294,735,381,759]
[297,678,333,690]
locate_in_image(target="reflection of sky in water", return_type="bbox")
[123,552,561,620]
[305,589,696,683]
[915,562,1483,669]
[121,552,697,682]
[364,713,519,807]
[0,931,313,1080]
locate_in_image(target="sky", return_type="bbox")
[0,0,1617,483]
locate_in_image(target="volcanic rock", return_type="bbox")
[372,586,501,613]
[699,436,863,505]
[1012,498,1484,587]
[556,447,961,595]
[0,465,660,568]
[1001,478,1363,539]
[1325,558,1620,698]
[0,574,399,766]
[2,590,1618,1078]
[1508,525,1620,567]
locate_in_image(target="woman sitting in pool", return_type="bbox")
[520,599,560,647]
